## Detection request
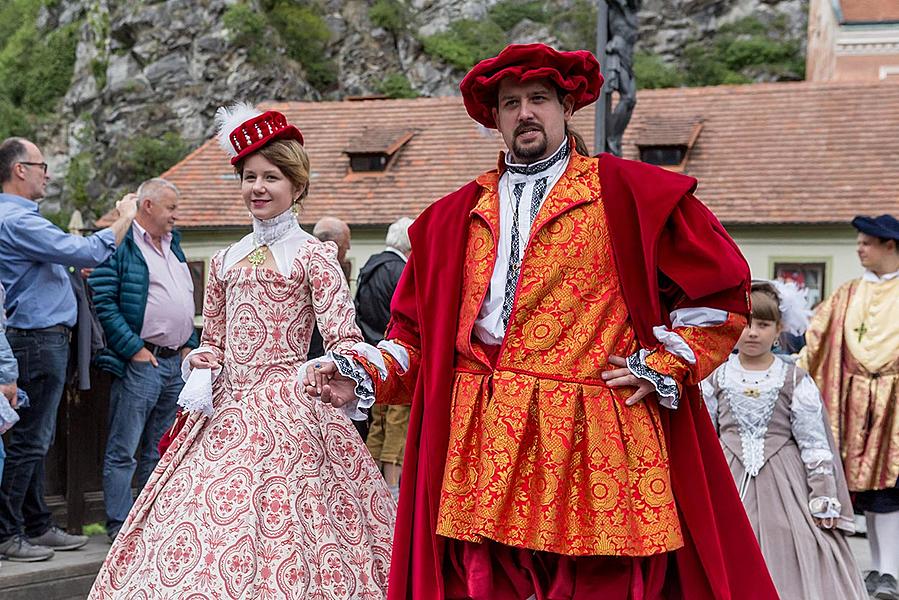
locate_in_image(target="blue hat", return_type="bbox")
[851,214,899,241]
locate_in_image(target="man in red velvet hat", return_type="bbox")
[306,43,777,599]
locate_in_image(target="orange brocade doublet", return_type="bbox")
[435,153,684,557]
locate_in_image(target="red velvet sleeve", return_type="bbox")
[348,254,423,405]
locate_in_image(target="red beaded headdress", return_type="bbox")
[214,103,304,165]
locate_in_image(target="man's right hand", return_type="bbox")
[188,352,220,370]
[303,361,356,407]
[131,347,159,367]
[0,381,17,408]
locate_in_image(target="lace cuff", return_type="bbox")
[626,349,680,409]
[809,496,842,520]
[181,346,222,383]
[326,352,375,421]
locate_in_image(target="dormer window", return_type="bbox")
[640,145,687,166]
[345,128,414,174]
[349,153,391,172]
[635,116,703,171]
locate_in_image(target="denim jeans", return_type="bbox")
[103,354,183,534]
[0,330,69,540]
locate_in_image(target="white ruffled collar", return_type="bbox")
[223,208,315,277]
[862,268,899,283]
[252,208,301,247]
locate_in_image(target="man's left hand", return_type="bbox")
[602,355,655,406]
[180,347,191,361]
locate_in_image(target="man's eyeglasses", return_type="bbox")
[19,161,48,174]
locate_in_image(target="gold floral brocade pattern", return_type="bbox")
[437,152,683,556]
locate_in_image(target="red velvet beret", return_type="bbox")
[460,43,603,129]
[228,110,304,165]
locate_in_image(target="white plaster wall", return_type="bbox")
[728,225,861,297]
[179,225,863,310]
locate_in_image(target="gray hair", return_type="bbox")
[137,177,180,202]
[385,217,413,253]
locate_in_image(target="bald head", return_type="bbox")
[313,217,351,260]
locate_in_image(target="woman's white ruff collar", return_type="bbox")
[252,208,300,247]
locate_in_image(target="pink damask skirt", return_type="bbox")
[89,377,396,599]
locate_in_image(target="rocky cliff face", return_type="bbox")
[23,0,807,217]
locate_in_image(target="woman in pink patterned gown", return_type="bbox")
[88,104,395,599]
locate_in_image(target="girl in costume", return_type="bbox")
[89,104,394,599]
[702,280,866,600]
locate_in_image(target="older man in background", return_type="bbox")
[88,178,198,542]
[0,137,136,562]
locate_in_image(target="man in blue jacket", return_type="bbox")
[88,178,198,542]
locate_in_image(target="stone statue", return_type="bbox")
[603,0,640,156]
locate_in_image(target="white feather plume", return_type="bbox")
[770,279,813,336]
[214,102,262,157]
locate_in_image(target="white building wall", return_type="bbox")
[728,225,861,300]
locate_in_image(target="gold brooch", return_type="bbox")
[248,245,267,267]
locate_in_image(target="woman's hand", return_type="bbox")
[813,516,835,529]
[303,361,356,407]
[189,352,220,370]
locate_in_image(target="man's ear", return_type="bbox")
[562,94,575,120]
[491,106,499,126]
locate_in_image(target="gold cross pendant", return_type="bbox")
[248,245,267,267]
[854,321,868,343]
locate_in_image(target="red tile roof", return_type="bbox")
[621,80,899,224]
[101,80,899,228]
[840,0,899,23]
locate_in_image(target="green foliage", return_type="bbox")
[91,59,108,90]
[41,208,72,230]
[0,97,34,139]
[0,20,79,115]
[65,152,97,216]
[420,19,506,70]
[269,1,336,89]
[633,52,683,89]
[223,2,268,49]
[682,15,804,86]
[0,0,40,50]
[487,0,547,31]
[369,0,409,36]
[377,73,418,98]
[114,132,191,186]
[551,0,597,51]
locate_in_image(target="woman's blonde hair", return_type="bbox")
[750,282,781,323]
[235,139,310,203]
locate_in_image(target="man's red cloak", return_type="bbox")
[385,153,777,599]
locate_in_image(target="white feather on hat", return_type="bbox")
[770,279,813,337]
[214,102,262,158]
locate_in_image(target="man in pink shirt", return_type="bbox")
[88,178,199,541]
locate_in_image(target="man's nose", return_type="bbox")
[518,100,535,120]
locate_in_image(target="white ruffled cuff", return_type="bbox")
[625,349,680,409]
[181,346,222,383]
[809,496,842,520]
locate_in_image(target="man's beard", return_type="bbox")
[512,124,547,163]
